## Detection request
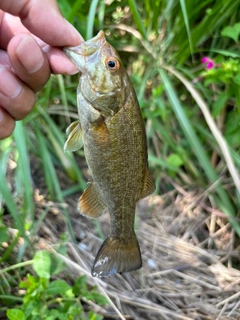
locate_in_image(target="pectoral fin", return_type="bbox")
[78,182,107,218]
[64,120,83,152]
[141,168,155,198]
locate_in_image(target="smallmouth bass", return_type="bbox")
[64,31,155,277]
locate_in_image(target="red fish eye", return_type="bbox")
[105,58,120,70]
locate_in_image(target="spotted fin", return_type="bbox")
[141,168,155,198]
[64,120,83,152]
[91,234,142,277]
[78,182,107,218]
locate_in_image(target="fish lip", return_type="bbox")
[63,31,107,72]
[63,30,106,57]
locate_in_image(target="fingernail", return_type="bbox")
[0,66,22,98]
[16,35,44,74]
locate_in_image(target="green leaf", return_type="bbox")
[50,253,66,276]
[7,309,26,320]
[33,251,51,279]
[148,155,178,172]
[86,291,108,305]
[45,280,72,297]
[221,23,240,43]
[166,154,184,168]
[45,309,60,320]
[89,310,103,320]
[23,300,40,319]
[72,276,88,296]
[58,314,69,320]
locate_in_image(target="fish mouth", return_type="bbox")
[63,31,106,69]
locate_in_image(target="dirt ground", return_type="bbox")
[28,155,240,320]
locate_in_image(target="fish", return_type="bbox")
[63,31,155,277]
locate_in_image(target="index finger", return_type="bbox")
[0,0,83,47]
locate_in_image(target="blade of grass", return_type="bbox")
[128,0,147,39]
[159,68,240,235]
[0,166,25,236]
[179,0,193,59]
[87,0,99,40]
[176,0,240,64]
[166,66,240,197]
[195,123,240,168]
[144,109,201,180]
[37,136,76,242]
[35,125,56,199]
[61,184,84,197]
[160,69,218,182]
[37,107,85,188]
[98,0,105,31]
[13,122,34,221]
[34,110,81,242]
[30,207,49,236]
[0,233,20,264]
[0,138,13,207]
[57,74,70,125]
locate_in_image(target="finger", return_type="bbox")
[0,16,78,76]
[7,34,51,92]
[0,66,35,120]
[43,46,79,75]
[0,107,15,140]
[0,11,30,49]
[0,0,83,46]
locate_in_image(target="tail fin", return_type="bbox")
[91,235,142,277]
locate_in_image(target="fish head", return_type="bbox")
[64,31,127,116]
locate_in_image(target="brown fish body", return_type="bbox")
[64,31,155,277]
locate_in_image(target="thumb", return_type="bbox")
[0,0,83,46]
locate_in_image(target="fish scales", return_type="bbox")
[64,31,155,277]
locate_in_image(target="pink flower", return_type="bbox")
[201,56,215,69]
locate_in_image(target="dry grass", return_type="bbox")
[34,179,240,320]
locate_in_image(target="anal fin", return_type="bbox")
[64,120,83,152]
[141,168,155,198]
[78,182,107,218]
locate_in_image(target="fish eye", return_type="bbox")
[105,57,120,71]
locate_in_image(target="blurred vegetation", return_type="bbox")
[4,251,107,319]
[1,0,240,317]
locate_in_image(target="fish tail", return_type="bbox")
[91,234,142,277]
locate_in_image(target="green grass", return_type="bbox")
[1,0,240,317]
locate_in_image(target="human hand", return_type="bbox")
[0,0,83,139]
